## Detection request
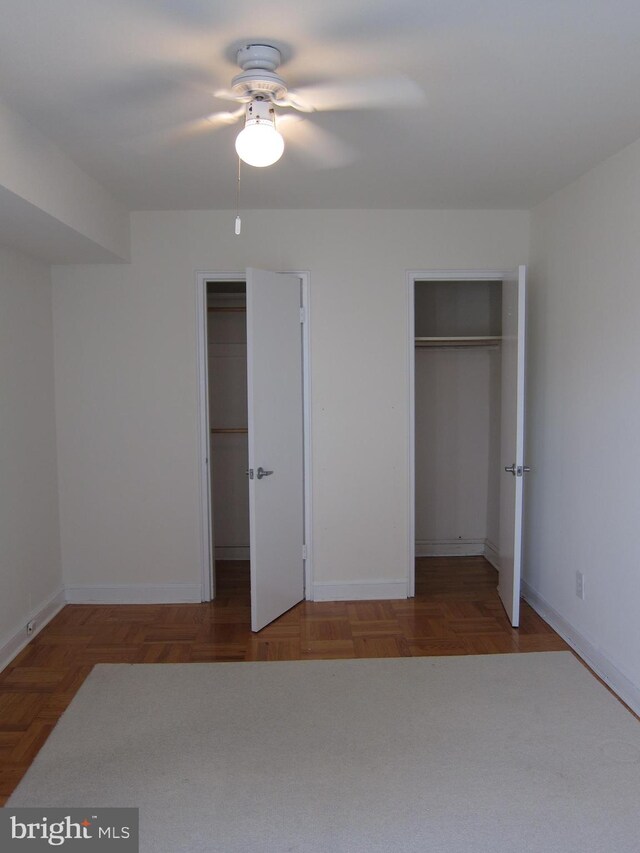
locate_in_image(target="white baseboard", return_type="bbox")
[416,539,485,557]
[521,580,640,717]
[0,588,66,673]
[65,584,202,604]
[215,547,249,560]
[312,579,407,602]
[483,539,500,570]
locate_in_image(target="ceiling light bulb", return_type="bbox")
[235,100,284,168]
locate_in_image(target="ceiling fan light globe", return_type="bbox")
[235,121,284,167]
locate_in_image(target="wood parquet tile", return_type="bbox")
[0,556,570,804]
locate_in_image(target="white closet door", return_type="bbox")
[246,268,305,632]
[498,265,527,627]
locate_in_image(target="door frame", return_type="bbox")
[406,268,510,597]
[196,270,313,602]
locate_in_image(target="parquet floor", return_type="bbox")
[0,557,567,805]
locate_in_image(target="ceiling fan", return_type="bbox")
[206,42,424,168]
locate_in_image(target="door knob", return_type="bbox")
[256,467,273,479]
[504,464,531,477]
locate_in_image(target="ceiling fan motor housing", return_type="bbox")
[232,44,288,102]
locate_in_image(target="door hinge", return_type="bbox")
[300,307,306,324]
[302,544,307,559]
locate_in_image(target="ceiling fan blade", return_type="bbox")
[206,106,246,126]
[272,93,315,113]
[279,115,357,169]
[125,108,243,153]
[315,0,433,41]
[285,74,425,113]
[214,88,251,104]
[122,0,232,29]
[73,64,227,145]
[76,63,220,113]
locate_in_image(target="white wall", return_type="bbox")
[0,245,62,656]
[208,304,250,556]
[486,347,502,554]
[527,137,640,697]
[52,209,529,599]
[414,347,497,554]
[0,99,130,262]
[413,281,502,557]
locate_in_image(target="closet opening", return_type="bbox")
[198,269,313,627]
[206,280,250,602]
[411,276,503,596]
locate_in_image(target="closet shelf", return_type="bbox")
[208,306,246,313]
[415,336,502,348]
[210,427,248,434]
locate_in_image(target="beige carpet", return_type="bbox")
[8,652,640,852]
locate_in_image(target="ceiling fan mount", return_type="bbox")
[230,44,289,104]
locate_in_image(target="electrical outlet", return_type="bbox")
[575,571,585,600]
[26,620,35,635]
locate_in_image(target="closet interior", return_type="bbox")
[414,280,502,568]
[207,281,249,577]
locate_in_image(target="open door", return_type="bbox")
[246,268,305,632]
[498,265,527,627]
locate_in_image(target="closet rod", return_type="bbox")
[415,336,502,348]
[208,306,246,313]
[210,427,248,434]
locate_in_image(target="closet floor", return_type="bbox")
[0,556,568,804]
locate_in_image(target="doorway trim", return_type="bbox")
[406,269,509,597]
[196,270,313,603]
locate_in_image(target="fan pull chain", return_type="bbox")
[234,156,242,236]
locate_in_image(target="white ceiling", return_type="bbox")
[2,0,640,211]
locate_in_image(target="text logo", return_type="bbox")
[1,809,138,850]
